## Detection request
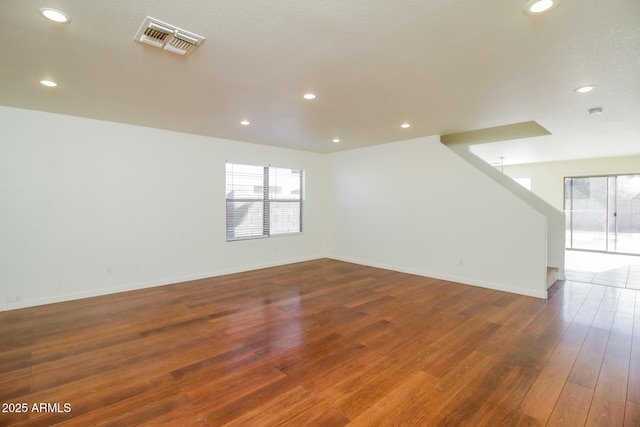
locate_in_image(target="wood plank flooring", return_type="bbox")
[1,258,640,426]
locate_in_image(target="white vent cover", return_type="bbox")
[134,17,204,56]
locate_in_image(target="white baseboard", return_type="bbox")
[0,255,323,312]
[329,256,548,299]
[1,255,547,312]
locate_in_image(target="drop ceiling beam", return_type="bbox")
[441,121,550,146]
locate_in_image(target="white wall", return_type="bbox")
[504,155,640,211]
[1,107,554,311]
[450,145,565,280]
[326,136,548,298]
[0,106,327,310]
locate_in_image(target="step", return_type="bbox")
[547,267,559,289]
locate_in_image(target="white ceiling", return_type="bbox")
[2,0,639,165]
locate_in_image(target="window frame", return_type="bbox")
[226,162,304,241]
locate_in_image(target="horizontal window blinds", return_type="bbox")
[226,164,267,240]
[226,163,303,241]
[269,167,303,235]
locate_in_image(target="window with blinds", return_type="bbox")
[226,163,303,241]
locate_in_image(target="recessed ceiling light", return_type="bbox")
[588,107,604,115]
[303,93,316,100]
[575,85,596,93]
[39,8,70,23]
[401,123,411,129]
[240,120,250,126]
[524,0,558,14]
[39,80,58,87]
[332,138,340,143]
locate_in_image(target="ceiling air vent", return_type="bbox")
[134,17,204,56]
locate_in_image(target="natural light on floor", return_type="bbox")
[565,250,640,289]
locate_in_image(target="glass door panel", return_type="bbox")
[567,177,608,251]
[615,175,640,255]
[565,177,573,248]
[607,176,617,252]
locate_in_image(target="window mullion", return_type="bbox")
[263,166,270,236]
[299,168,303,232]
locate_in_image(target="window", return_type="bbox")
[226,163,303,240]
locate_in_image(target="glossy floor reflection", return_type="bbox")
[3,259,640,426]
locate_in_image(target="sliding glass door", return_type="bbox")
[565,174,640,255]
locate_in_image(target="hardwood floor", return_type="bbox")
[1,258,639,426]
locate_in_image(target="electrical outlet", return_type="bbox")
[6,296,21,303]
